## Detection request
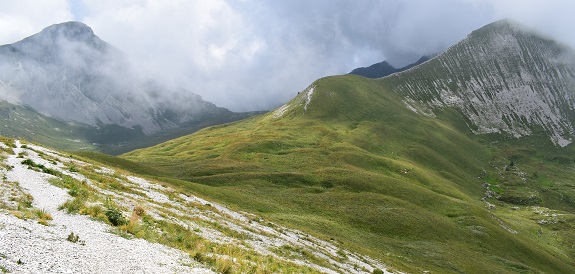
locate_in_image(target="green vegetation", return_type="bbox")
[105,206,127,226]
[5,20,574,272]
[0,100,261,155]
[21,158,60,176]
[66,232,81,243]
[17,147,324,273]
[121,74,575,273]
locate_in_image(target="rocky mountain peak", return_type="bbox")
[386,19,575,146]
[0,22,227,136]
[0,21,111,68]
[40,21,96,42]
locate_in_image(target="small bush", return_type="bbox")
[21,159,35,166]
[215,257,234,274]
[121,215,143,237]
[18,193,34,209]
[66,232,84,245]
[21,158,60,176]
[33,208,53,221]
[68,185,88,198]
[133,205,146,217]
[59,197,85,214]
[373,268,384,274]
[81,204,104,217]
[106,207,127,226]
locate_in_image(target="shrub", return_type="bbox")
[33,208,53,221]
[21,158,60,176]
[66,232,85,245]
[133,205,146,217]
[38,219,50,226]
[68,185,88,198]
[106,207,127,226]
[59,197,85,214]
[19,193,34,209]
[21,159,35,166]
[373,268,384,274]
[67,232,79,242]
[81,204,104,217]
[121,215,143,237]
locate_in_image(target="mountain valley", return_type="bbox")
[124,20,575,273]
[2,19,575,273]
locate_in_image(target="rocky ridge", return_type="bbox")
[386,20,575,146]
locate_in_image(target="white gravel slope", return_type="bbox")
[0,140,212,274]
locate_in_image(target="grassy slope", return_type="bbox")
[0,101,98,151]
[0,100,260,155]
[123,75,575,273]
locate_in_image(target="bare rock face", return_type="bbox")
[387,20,575,146]
[0,22,223,135]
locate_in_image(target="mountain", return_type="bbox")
[0,22,257,154]
[385,20,575,146]
[122,20,575,273]
[349,55,432,79]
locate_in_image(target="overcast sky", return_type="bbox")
[1,0,574,111]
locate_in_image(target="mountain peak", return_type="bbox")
[0,21,247,150]
[468,19,526,37]
[349,55,433,79]
[3,21,109,60]
[32,21,102,48]
[387,20,575,146]
[40,21,95,41]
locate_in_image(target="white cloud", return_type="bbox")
[487,0,575,47]
[0,0,73,44]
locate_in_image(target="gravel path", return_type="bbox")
[0,140,213,274]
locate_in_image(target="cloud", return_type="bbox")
[1,1,574,111]
[488,0,575,48]
[0,0,73,44]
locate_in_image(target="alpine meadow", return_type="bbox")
[1,9,575,274]
[123,20,575,273]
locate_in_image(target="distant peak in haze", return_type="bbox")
[477,18,522,32]
[40,21,95,39]
[349,55,434,79]
[32,21,106,50]
[2,21,112,63]
[0,21,239,138]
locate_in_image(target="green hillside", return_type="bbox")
[123,74,575,273]
[0,100,259,155]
